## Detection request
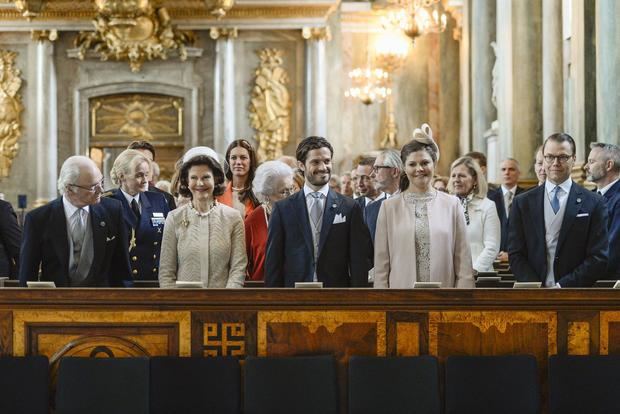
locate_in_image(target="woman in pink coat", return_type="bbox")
[374,124,474,288]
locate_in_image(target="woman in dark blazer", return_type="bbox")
[106,149,169,281]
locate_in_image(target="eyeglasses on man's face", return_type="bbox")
[371,165,393,173]
[68,178,105,192]
[543,154,573,164]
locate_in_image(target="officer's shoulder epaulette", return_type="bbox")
[101,190,115,198]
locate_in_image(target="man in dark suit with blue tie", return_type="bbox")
[265,136,373,287]
[508,133,608,287]
[19,156,132,287]
[585,142,620,279]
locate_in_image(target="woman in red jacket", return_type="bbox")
[217,139,260,219]
[245,160,294,281]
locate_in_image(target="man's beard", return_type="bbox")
[307,171,330,186]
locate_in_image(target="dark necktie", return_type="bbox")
[131,199,141,221]
[551,186,561,214]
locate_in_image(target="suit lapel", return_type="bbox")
[291,191,314,255]
[530,186,546,244]
[113,189,138,230]
[51,198,70,275]
[89,203,107,276]
[137,192,152,236]
[318,190,339,256]
[557,183,581,252]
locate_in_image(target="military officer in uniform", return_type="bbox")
[106,149,169,281]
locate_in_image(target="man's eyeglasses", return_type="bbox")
[68,178,104,192]
[543,155,573,164]
[371,165,393,173]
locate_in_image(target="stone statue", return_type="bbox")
[249,48,291,162]
[491,41,498,110]
[0,49,23,179]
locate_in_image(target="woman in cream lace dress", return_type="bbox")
[374,124,474,288]
[158,154,247,288]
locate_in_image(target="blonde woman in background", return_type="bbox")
[449,156,501,273]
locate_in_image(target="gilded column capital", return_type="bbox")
[209,27,238,40]
[445,5,463,41]
[30,29,58,42]
[302,27,332,42]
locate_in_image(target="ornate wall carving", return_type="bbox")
[90,93,184,146]
[249,48,291,162]
[74,1,195,72]
[0,48,23,179]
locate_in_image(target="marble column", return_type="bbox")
[596,0,620,145]
[32,31,58,206]
[303,27,331,138]
[471,0,496,151]
[455,0,472,155]
[212,27,238,154]
[542,0,563,139]
[563,0,596,160]
[495,0,542,178]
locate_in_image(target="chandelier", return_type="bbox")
[344,67,391,105]
[381,0,448,40]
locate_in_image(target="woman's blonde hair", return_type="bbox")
[448,156,488,198]
[110,149,151,186]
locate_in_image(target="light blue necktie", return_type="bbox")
[551,186,561,214]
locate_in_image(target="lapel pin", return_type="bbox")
[100,221,106,227]
[331,203,337,209]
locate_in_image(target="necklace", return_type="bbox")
[232,186,247,191]
[189,200,217,216]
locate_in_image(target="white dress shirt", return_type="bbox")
[121,189,141,214]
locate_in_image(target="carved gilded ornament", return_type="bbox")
[204,0,234,19]
[209,27,237,40]
[74,0,195,72]
[302,26,331,41]
[0,49,23,179]
[249,48,291,162]
[14,0,45,19]
[90,93,183,145]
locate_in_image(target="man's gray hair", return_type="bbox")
[57,156,86,195]
[380,149,404,171]
[253,160,294,203]
[590,142,620,172]
[502,157,521,171]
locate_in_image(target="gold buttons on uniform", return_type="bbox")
[152,268,157,273]
[153,241,158,246]
[132,256,137,261]
[153,254,157,259]
[132,269,138,275]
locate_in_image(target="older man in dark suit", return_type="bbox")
[488,158,524,262]
[19,156,132,287]
[585,142,620,279]
[509,133,608,287]
[265,136,373,287]
[0,199,21,278]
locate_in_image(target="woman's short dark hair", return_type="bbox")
[178,155,226,198]
[296,136,334,163]
[224,139,259,206]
